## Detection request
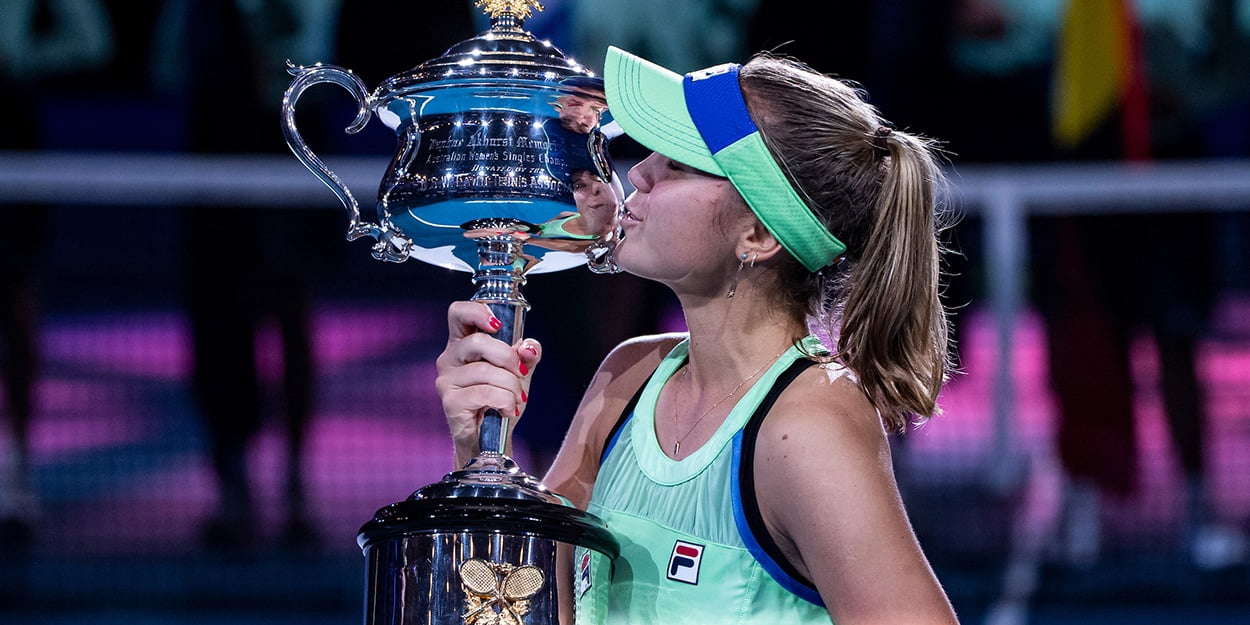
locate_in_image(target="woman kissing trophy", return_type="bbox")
[281,2,622,624]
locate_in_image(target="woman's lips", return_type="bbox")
[621,205,641,223]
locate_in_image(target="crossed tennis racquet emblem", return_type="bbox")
[459,558,546,625]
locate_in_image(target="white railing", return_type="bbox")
[4,152,1250,489]
[949,159,1250,489]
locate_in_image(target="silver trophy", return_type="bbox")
[281,1,620,623]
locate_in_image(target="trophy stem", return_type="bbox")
[467,224,532,461]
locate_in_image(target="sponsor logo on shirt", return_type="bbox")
[576,550,593,599]
[667,540,704,585]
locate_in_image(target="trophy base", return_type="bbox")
[358,495,617,625]
[357,450,617,625]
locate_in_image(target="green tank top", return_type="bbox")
[574,336,837,625]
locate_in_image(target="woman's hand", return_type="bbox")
[434,301,542,467]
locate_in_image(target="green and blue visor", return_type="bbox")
[604,46,845,271]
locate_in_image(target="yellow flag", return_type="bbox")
[1052,0,1135,150]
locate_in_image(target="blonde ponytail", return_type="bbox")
[740,54,952,430]
[836,130,950,428]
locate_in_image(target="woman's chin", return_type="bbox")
[610,242,642,274]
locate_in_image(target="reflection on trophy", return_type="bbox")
[281,1,620,623]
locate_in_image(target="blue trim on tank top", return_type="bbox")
[730,432,826,607]
[599,412,633,466]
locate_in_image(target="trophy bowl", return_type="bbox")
[282,1,622,274]
[281,2,621,623]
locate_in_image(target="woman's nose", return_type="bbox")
[627,153,659,192]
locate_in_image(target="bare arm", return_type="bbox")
[542,334,684,508]
[433,304,685,625]
[754,370,959,625]
[541,334,681,625]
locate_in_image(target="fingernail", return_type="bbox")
[515,404,523,416]
[521,390,528,403]
[489,317,502,330]
[519,362,529,376]
[524,344,538,356]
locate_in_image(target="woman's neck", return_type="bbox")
[651,274,809,459]
[676,285,808,389]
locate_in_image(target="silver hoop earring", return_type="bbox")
[727,252,749,298]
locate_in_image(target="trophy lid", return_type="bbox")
[376,0,596,95]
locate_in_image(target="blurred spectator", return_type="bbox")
[954,0,1250,569]
[1146,0,1250,333]
[1131,0,1250,569]
[0,0,114,545]
[154,0,340,551]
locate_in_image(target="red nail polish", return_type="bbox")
[516,404,523,416]
[519,362,529,376]
[521,390,528,403]
[489,317,502,330]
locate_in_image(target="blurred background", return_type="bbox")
[1,0,1249,623]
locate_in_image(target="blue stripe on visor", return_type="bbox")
[679,61,847,271]
[682,64,754,154]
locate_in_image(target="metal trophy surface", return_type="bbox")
[281,1,620,623]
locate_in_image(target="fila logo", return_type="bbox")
[576,550,593,599]
[667,540,704,585]
[688,63,737,81]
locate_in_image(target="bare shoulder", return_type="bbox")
[598,332,687,379]
[753,364,892,531]
[753,364,958,623]
[577,332,686,447]
[757,364,885,457]
[542,332,685,507]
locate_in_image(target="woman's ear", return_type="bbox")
[738,219,785,263]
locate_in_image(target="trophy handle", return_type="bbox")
[281,61,411,262]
